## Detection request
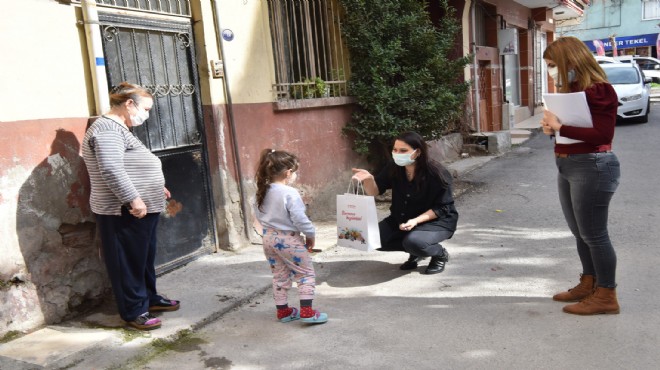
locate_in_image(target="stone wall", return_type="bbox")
[1,124,110,337]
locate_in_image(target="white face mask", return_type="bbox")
[130,103,149,127]
[547,66,559,84]
[547,66,576,87]
[392,150,417,167]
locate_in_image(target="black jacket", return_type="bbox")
[375,162,458,232]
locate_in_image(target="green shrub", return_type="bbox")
[340,0,470,163]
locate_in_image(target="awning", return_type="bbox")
[584,33,659,52]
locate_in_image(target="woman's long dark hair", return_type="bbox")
[255,149,299,211]
[389,131,450,189]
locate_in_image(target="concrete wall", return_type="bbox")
[0,1,109,336]
[0,1,94,122]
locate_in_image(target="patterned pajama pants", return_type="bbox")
[262,229,316,305]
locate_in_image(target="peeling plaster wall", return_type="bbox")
[0,119,109,336]
[227,101,364,227]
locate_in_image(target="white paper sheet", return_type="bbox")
[542,92,593,145]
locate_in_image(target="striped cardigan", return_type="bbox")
[82,116,165,216]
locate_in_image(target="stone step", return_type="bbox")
[0,326,115,369]
[511,136,528,146]
[510,129,532,138]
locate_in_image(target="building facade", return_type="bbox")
[558,0,660,58]
[0,0,360,336]
[449,0,564,132]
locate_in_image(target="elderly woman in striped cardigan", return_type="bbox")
[82,82,179,330]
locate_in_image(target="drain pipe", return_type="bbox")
[471,0,481,133]
[210,0,251,238]
[81,0,110,115]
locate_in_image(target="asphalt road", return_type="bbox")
[139,109,660,370]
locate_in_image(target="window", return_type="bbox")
[642,0,660,20]
[603,68,640,85]
[71,0,191,16]
[267,0,350,101]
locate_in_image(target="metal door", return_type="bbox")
[98,13,215,273]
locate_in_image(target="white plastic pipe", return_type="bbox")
[81,0,110,115]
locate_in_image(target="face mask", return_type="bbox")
[567,69,576,83]
[130,103,149,127]
[392,150,417,167]
[548,67,577,87]
[547,66,559,84]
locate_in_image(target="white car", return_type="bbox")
[632,56,660,83]
[601,63,651,123]
[594,55,618,64]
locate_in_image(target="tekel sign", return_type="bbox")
[584,33,659,52]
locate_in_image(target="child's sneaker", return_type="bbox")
[278,307,300,323]
[300,309,328,324]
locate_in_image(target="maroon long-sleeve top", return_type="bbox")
[555,82,619,154]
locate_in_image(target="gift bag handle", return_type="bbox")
[347,178,366,195]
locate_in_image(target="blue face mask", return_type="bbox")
[567,69,576,83]
[392,150,417,166]
[550,68,576,88]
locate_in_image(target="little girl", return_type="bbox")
[254,149,328,324]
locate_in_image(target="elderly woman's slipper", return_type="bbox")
[127,312,161,330]
[149,298,181,312]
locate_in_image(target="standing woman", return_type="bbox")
[352,132,458,274]
[541,36,621,315]
[82,82,180,330]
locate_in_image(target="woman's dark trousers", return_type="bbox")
[96,208,160,322]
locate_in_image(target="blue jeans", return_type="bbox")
[556,152,620,288]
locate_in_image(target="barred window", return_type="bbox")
[267,0,350,101]
[73,0,191,17]
[643,0,660,20]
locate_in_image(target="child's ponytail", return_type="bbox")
[255,149,300,211]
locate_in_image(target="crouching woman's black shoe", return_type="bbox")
[399,254,426,270]
[424,247,449,275]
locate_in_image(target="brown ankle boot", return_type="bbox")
[552,274,595,302]
[563,287,620,315]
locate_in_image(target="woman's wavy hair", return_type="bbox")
[255,149,299,211]
[109,82,152,107]
[543,36,608,93]
[390,131,449,189]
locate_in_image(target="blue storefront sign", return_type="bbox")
[584,33,658,52]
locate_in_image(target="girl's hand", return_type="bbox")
[164,187,171,199]
[305,236,315,251]
[399,219,418,231]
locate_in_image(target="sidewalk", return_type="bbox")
[0,117,542,369]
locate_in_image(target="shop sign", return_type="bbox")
[498,28,518,55]
[584,33,659,52]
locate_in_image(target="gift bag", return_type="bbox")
[336,181,381,252]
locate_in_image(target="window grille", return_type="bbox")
[642,0,660,20]
[74,0,191,17]
[266,0,350,101]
